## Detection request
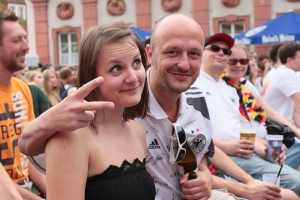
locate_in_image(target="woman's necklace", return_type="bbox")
[221,72,266,123]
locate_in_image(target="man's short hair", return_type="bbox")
[41,63,53,72]
[257,54,270,63]
[257,61,265,72]
[278,42,300,64]
[59,67,72,79]
[269,43,283,63]
[0,10,18,45]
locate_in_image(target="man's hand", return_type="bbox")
[278,144,287,165]
[262,143,286,165]
[245,181,281,200]
[225,140,254,159]
[180,171,212,200]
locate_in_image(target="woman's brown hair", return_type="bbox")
[77,22,149,131]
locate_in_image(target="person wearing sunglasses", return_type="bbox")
[225,42,300,170]
[193,33,300,196]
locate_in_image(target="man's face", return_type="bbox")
[202,41,230,72]
[289,51,300,71]
[67,71,76,84]
[0,21,29,73]
[147,25,204,94]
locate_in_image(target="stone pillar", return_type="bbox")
[81,0,98,31]
[253,0,272,55]
[193,0,209,36]
[30,0,49,65]
[135,0,151,31]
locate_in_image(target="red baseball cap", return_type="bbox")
[205,33,234,48]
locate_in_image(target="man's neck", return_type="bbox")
[61,79,68,85]
[284,63,296,72]
[201,67,222,82]
[273,62,282,68]
[0,66,13,87]
[149,71,180,122]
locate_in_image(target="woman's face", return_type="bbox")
[49,72,59,88]
[96,38,145,108]
[227,47,249,81]
[33,71,44,88]
[249,59,257,76]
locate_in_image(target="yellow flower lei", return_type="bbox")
[221,72,266,123]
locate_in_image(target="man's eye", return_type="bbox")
[190,52,200,57]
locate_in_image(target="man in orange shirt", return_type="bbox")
[0,10,45,200]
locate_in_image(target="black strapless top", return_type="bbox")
[85,158,155,200]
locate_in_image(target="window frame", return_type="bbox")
[219,21,245,38]
[58,32,79,66]
[7,3,26,20]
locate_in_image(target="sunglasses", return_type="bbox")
[228,58,249,65]
[205,44,232,56]
[169,123,187,164]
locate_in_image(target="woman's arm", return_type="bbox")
[28,162,46,195]
[255,95,300,138]
[45,129,89,200]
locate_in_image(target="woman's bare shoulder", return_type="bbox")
[128,120,145,132]
[46,126,93,150]
[127,120,146,141]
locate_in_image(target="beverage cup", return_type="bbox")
[263,174,280,187]
[240,127,256,143]
[266,135,283,164]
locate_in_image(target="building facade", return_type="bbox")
[21,0,300,67]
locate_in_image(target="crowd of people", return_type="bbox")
[1,8,300,200]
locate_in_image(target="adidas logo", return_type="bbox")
[148,138,160,149]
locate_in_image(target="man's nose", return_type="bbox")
[177,53,190,70]
[22,38,30,51]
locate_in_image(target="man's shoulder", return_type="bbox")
[11,77,29,89]
[271,66,299,84]
[275,65,295,76]
[185,86,210,120]
[185,86,204,97]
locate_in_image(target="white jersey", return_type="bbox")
[263,65,300,122]
[135,69,214,200]
[193,71,244,141]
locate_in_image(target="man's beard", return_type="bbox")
[160,73,195,94]
[5,57,26,73]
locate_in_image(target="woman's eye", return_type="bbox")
[133,59,141,67]
[110,65,122,73]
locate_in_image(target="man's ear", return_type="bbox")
[146,44,153,65]
[286,57,292,64]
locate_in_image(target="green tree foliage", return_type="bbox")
[0,0,8,11]
[0,1,27,26]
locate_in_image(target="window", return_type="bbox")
[58,32,78,66]
[8,4,26,20]
[220,21,244,37]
